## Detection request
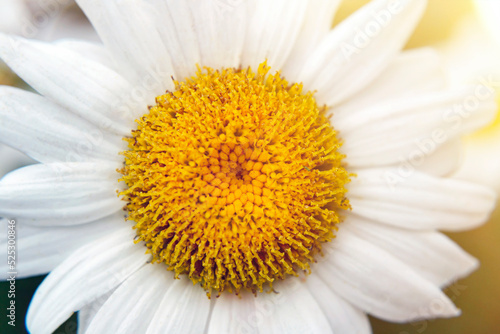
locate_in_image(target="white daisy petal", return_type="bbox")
[38,2,100,42]
[85,265,169,333]
[0,33,136,135]
[26,227,150,334]
[342,216,479,287]
[417,139,463,177]
[207,292,259,334]
[256,280,333,334]
[213,289,332,334]
[0,213,125,279]
[186,0,247,71]
[0,162,120,185]
[146,277,211,334]
[54,39,115,70]
[139,0,200,80]
[333,47,446,116]
[348,168,497,231]
[0,162,123,226]
[241,0,308,70]
[76,0,175,98]
[306,275,371,334]
[282,0,341,79]
[78,290,115,334]
[339,89,497,167]
[130,0,249,80]
[0,143,34,178]
[0,86,122,163]
[299,0,427,106]
[318,231,460,322]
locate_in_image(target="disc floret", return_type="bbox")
[120,62,350,295]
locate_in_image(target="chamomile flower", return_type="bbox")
[0,0,497,333]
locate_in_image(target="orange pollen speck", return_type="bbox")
[119,62,351,296]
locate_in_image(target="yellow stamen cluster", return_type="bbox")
[120,62,350,295]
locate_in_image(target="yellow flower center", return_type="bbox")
[119,62,350,295]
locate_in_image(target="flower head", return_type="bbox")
[0,0,497,333]
[120,62,350,294]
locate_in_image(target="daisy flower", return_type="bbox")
[0,0,498,333]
